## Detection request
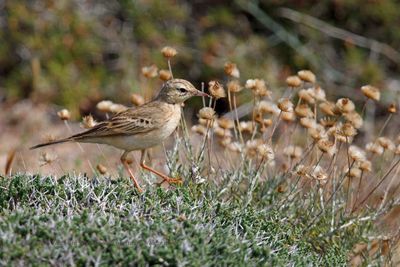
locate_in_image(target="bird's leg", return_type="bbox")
[121,152,143,193]
[139,150,182,185]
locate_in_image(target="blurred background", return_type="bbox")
[1,0,400,175]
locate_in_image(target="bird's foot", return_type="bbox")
[156,177,183,186]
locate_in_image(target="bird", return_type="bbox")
[30,79,209,192]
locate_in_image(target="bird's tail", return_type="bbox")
[30,138,71,150]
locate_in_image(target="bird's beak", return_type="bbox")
[195,90,211,97]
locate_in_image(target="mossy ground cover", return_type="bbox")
[0,174,370,266]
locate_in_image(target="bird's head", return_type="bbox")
[157,79,209,104]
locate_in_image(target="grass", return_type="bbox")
[0,174,372,266]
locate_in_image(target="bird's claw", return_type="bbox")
[156,177,183,186]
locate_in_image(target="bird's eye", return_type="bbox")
[178,88,187,93]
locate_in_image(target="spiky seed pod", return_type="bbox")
[81,115,97,129]
[96,164,107,175]
[336,98,355,113]
[281,111,296,122]
[97,100,113,113]
[57,109,71,121]
[208,80,226,99]
[343,112,363,129]
[358,160,372,172]
[366,142,384,155]
[141,64,158,78]
[191,124,207,136]
[283,145,303,159]
[286,75,302,88]
[257,144,275,161]
[349,145,367,162]
[295,104,314,118]
[224,62,240,78]
[130,93,145,106]
[277,98,294,112]
[388,103,397,113]
[377,137,395,151]
[317,139,336,156]
[361,85,380,101]
[159,69,172,81]
[161,46,177,58]
[298,89,315,104]
[255,100,280,115]
[110,104,128,113]
[198,107,216,120]
[300,117,317,129]
[319,101,337,116]
[297,70,316,83]
[227,80,242,93]
[218,118,234,129]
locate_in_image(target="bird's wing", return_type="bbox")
[70,103,163,140]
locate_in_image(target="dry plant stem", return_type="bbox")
[233,92,245,144]
[227,88,239,141]
[360,100,368,117]
[378,164,400,211]
[345,137,351,212]
[351,170,364,213]
[355,157,400,210]
[268,111,282,143]
[377,113,393,137]
[167,59,174,79]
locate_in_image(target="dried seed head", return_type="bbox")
[361,85,380,101]
[81,115,97,129]
[224,62,240,78]
[255,100,280,115]
[349,145,366,162]
[319,117,336,127]
[310,86,326,101]
[341,122,357,137]
[366,142,384,155]
[227,142,242,153]
[388,103,397,114]
[219,136,232,147]
[97,100,113,113]
[109,103,128,113]
[317,139,336,156]
[319,101,337,116]
[191,124,207,136]
[297,70,316,83]
[214,126,226,138]
[208,80,226,99]
[245,79,271,97]
[286,75,302,88]
[161,46,177,58]
[239,121,254,133]
[141,64,158,78]
[198,107,216,120]
[336,98,355,113]
[96,164,107,175]
[159,69,172,81]
[295,104,314,118]
[343,112,363,129]
[283,145,303,159]
[311,166,328,182]
[281,111,296,122]
[277,98,294,112]
[257,144,275,161]
[39,152,57,166]
[218,117,234,129]
[130,93,145,106]
[358,160,372,172]
[300,117,317,129]
[298,89,315,104]
[347,167,362,178]
[294,164,308,177]
[308,124,327,141]
[57,109,71,121]
[259,118,273,132]
[227,80,242,93]
[377,137,395,151]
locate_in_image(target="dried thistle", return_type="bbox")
[317,138,336,156]
[283,145,303,159]
[257,144,275,161]
[218,118,234,130]
[97,100,113,113]
[57,109,71,121]
[277,98,294,112]
[191,124,207,136]
[161,46,177,58]
[255,100,280,115]
[300,117,317,129]
[349,145,367,162]
[361,85,380,101]
[297,70,316,83]
[336,98,355,113]
[130,93,145,106]
[286,75,302,88]
[96,164,108,175]
[366,142,384,155]
[343,112,363,129]
[109,103,128,113]
[227,80,242,93]
[141,64,158,78]
[81,115,97,129]
[198,107,216,120]
[319,101,338,116]
[208,80,226,99]
[224,62,240,78]
[295,104,314,118]
[377,137,395,151]
[298,89,315,104]
[281,111,296,122]
[159,69,172,81]
[238,121,254,133]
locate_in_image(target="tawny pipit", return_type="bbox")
[31,79,209,192]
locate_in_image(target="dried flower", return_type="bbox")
[343,112,363,129]
[377,137,395,151]
[277,98,294,112]
[281,111,296,122]
[286,75,302,88]
[347,167,362,179]
[159,69,172,81]
[198,107,216,120]
[349,145,366,162]
[214,126,226,138]
[57,109,71,121]
[227,80,242,93]
[81,115,97,129]
[255,101,280,115]
[208,80,226,99]
[259,119,273,132]
[298,89,315,104]
[319,101,337,116]
[96,164,107,175]
[336,98,355,113]
[283,145,303,159]
[161,46,177,58]
[97,100,113,112]
[227,142,242,153]
[257,144,275,161]
[317,139,336,156]
[295,104,314,118]
[358,160,372,172]
[319,117,336,127]
[109,103,128,113]
[311,166,328,182]
[300,117,317,129]
[130,93,145,106]
[310,86,326,101]
[361,85,380,101]
[388,103,397,113]
[245,79,271,97]
[297,70,316,83]
[366,142,384,155]
[191,124,207,136]
[308,125,327,141]
[141,64,158,78]
[218,118,234,129]
[341,122,357,137]
[294,164,308,177]
[224,62,240,78]
[239,121,254,133]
